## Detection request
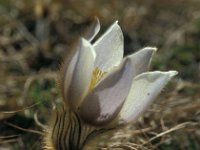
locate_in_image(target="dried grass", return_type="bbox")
[0,0,199,149]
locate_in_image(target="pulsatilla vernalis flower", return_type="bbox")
[44,18,178,150]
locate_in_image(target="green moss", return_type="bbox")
[29,80,55,108]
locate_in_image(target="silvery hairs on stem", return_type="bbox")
[43,17,178,150]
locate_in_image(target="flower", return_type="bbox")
[61,18,177,127]
[45,18,178,150]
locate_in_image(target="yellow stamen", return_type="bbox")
[89,67,106,91]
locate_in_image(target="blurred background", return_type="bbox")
[0,0,199,149]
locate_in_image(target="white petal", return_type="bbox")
[62,48,78,104]
[78,58,134,126]
[117,71,178,125]
[127,47,157,76]
[93,21,124,71]
[64,38,96,110]
[84,17,100,42]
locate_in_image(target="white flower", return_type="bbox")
[61,18,178,127]
[43,18,178,150]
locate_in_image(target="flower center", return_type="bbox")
[89,67,106,91]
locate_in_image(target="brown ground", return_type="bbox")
[0,0,199,149]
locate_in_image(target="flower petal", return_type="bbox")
[78,58,134,126]
[117,71,178,125]
[84,17,100,42]
[93,21,124,71]
[64,38,96,110]
[127,47,157,76]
